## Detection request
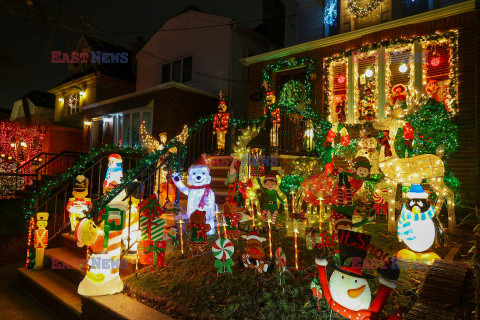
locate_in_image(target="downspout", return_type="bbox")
[229,21,236,117]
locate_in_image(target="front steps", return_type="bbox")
[17,232,174,319]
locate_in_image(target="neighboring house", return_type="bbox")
[48,35,137,129]
[243,0,479,203]
[0,109,10,120]
[10,91,55,121]
[82,5,280,148]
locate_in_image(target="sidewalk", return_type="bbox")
[0,262,59,320]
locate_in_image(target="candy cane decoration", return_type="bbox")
[326,124,350,147]
[275,247,286,273]
[242,253,263,273]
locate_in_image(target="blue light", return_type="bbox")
[324,0,337,26]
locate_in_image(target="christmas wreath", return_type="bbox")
[346,0,382,18]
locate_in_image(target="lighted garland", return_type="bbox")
[22,145,147,222]
[346,0,382,18]
[324,30,459,117]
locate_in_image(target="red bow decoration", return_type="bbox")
[374,202,388,215]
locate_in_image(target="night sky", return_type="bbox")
[0,0,296,110]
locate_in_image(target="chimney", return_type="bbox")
[130,36,146,79]
[262,0,285,47]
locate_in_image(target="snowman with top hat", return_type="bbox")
[314,230,402,320]
[397,184,443,264]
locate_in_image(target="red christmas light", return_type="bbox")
[337,75,346,84]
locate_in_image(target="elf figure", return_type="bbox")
[33,212,49,270]
[397,184,442,264]
[257,172,285,225]
[213,91,229,155]
[103,154,123,193]
[186,210,211,253]
[66,175,92,234]
[225,158,240,203]
[331,157,378,230]
[314,230,401,320]
[335,95,347,123]
[426,79,440,102]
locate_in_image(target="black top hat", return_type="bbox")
[329,229,374,279]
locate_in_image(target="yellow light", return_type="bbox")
[20,142,27,148]
[399,63,408,73]
[59,97,64,103]
[79,91,86,97]
[10,143,14,147]
[84,120,92,126]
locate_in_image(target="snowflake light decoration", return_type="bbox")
[324,0,337,27]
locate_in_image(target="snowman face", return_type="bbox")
[406,198,429,213]
[329,270,371,311]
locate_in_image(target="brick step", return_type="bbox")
[17,267,82,319]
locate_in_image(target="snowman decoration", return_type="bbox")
[314,230,401,320]
[397,184,443,262]
[103,154,123,193]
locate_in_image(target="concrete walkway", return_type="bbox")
[0,262,59,320]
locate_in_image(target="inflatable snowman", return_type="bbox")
[103,154,123,193]
[397,184,442,263]
[314,230,401,320]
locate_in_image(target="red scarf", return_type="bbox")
[190,185,211,209]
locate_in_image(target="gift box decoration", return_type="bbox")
[138,240,166,266]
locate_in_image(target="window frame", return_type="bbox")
[161,55,193,84]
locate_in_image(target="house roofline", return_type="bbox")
[48,73,134,93]
[81,81,217,110]
[240,0,475,66]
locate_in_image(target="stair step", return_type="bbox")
[17,267,82,319]
[82,293,173,320]
[45,247,85,286]
[62,232,87,256]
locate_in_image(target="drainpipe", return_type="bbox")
[229,21,235,117]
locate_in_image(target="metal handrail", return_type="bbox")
[34,151,82,176]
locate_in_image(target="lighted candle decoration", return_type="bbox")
[268,218,273,259]
[222,215,228,239]
[179,218,184,254]
[294,224,299,270]
[215,211,221,239]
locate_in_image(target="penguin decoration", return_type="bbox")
[397,184,443,264]
[314,230,402,320]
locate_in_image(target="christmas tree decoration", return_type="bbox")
[172,154,216,234]
[212,238,235,275]
[33,212,49,270]
[66,175,92,234]
[397,184,441,264]
[103,154,123,193]
[373,102,455,232]
[186,210,211,253]
[213,91,229,154]
[75,218,124,296]
[275,247,286,288]
[240,231,271,273]
[315,230,401,319]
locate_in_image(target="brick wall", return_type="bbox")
[42,125,85,154]
[248,11,479,204]
[151,87,217,139]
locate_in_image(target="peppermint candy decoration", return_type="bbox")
[212,238,234,261]
[275,247,286,273]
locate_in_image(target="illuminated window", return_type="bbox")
[67,92,80,115]
[386,44,414,105]
[353,51,378,123]
[327,58,348,123]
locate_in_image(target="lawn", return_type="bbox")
[124,212,466,320]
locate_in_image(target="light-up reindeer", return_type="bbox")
[373,100,455,233]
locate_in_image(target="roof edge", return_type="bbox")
[81,82,217,110]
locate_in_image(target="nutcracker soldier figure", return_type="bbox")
[213,91,229,155]
[66,175,92,234]
[34,212,49,270]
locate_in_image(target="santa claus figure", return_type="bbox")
[426,79,440,102]
[390,84,407,108]
[314,230,401,320]
[103,154,123,193]
[335,95,347,123]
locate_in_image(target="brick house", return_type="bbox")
[242,0,479,204]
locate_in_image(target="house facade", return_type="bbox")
[243,0,479,204]
[82,7,278,148]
